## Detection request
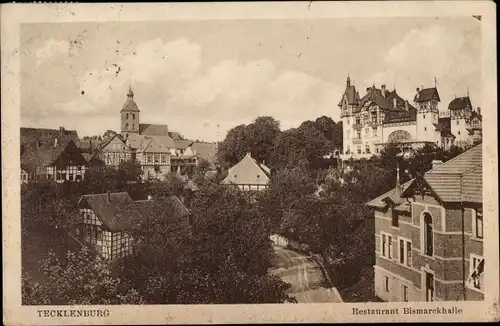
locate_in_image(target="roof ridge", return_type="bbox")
[425,144,481,175]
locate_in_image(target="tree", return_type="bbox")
[314,116,343,150]
[118,183,294,304]
[217,117,281,168]
[22,247,143,305]
[271,121,331,169]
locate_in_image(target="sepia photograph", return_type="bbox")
[2,1,498,324]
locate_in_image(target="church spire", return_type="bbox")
[127,84,134,99]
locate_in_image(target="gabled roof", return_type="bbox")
[191,141,218,168]
[357,86,416,116]
[338,85,359,106]
[471,110,482,121]
[126,133,176,151]
[98,133,128,151]
[414,87,440,102]
[77,192,139,232]
[366,180,415,208]
[21,138,86,172]
[173,139,194,150]
[21,127,81,150]
[139,123,169,136]
[142,136,172,153]
[168,132,182,140]
[222,153,271,186]
[448,96,472,110]
[368,145,482,206]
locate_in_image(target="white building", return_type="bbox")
[339,76,482,160]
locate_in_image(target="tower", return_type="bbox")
[121,85,140,136]
[414,86,440,143]
[449,95,473,144]
[339,75,359,157]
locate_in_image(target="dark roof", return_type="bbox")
[471,110,482,121]
[21,127,80,151]
[191,141,218,168]
[168,132,182,140]
[448,96,472,110]
[21,138,86,172]
[173,139,194,150]
[436,117,455,138]
[338,85,360,106]
[79,138,103,152]
[366,180,414,208]
[414,87,440,102]
[139,123,169,136]
[355,87,417,124]
[77,192,141,232]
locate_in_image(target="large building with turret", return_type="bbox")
[339,76,482,160]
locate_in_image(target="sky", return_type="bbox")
[20,17,481,142]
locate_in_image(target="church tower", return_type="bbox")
[121,85,140,136]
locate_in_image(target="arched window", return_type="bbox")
[126,113,129,119]
[423,212,433,256]
[125,123,129,129]
[132,113,135,120]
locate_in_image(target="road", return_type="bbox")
[270,246,342,303]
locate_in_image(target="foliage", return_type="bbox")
[22,247,144,305]
[118,183,294,304]
[271,121,332,169]
[216,117,281,168]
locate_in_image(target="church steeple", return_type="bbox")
[121,85,140,135]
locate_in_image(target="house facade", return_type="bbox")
[20,128,88,184]
[76,192,193,260]
[339,76,482,160]
[222,153,271,191]
[366,145,483,302]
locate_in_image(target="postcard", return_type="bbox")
[2,1,498,324]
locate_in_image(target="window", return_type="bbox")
[132,124,135,130]
[347,119,350,125]
[146,153,153,164]
[373,127,378,136]
[470,255,484,290]
[399,238,412,266]
[126,113,129,119]
[371,112,377,123]
[402,285,409,302]
[345,146,350,154]
[125,123,129,129]
[384,276,390,292]
[357,146,361,154]
[391,208,399,227]
[423,114,426,119]
[356,131,361,139]
[388,235,393,259]
[381,233,393,259]
[365,144,370,154]
[132,113,135,119]
[474,208,483,239]
[423,212,433,256]
[458,131,461,135]
[425,272,434,302]
[376,147,380,153]
[457,120,460,125]
[161,154,167,164]
[424,127,427,131]
[356,118,360,125]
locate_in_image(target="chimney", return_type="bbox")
[106,191,111,202]
[381,85,386,98]
[432,160,443,169]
